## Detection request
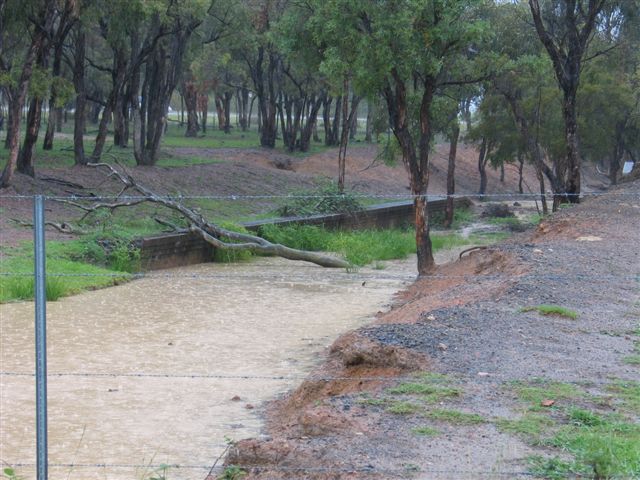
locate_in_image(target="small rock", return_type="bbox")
[541,399,556,407]
[513,201,521,207]
[437,343,448,351]
[231,395,242,402]
[426,314,436,321]
[533,248,543,254]
[245,404,254,410]
[477,372,490,377]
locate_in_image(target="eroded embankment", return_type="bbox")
[218,184,640,480]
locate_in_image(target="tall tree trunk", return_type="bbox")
[215,94,225,130]
[365,101,373,143]
[0,0,55,187]
[183,80,199,137]
[383,72,436,274]
[198,93,208,133]
[72,28,88,165]
[444,123,460,229]
[17,96,44,176]
[299,95,322,152]
[222,91,232,134]
[518,153,524,194]
[43,0,74,150]
[477,137,488,195]
[322,96,333,146]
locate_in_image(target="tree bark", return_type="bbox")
[183,80,199,137]
[17,96,44,176]
[72,27,88,165]
[477,137,488,195]
[382,70,435,274]
[444,123,460,229]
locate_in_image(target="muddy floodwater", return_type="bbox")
[0,255,424,480]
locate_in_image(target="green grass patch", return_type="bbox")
[258,224,472,267]
[411,426,440,436]
[496,414,556,443]
[501,380,640,479]
[606,380,640,414]
[520,304,579,320]
[386,401,422,415]
[549,420,640,479]
[0,229,144,302]
[509,379,584,407]
[426,408,486,425]
[527,456,583,480]
[624,354,640,365]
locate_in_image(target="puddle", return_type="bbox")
[1,256,418,480]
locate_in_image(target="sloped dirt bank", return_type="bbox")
[216,182,639,479]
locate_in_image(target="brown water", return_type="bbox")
[0,256,421,480]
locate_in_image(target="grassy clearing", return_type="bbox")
[386,400,422,415]
[520,304,579,320]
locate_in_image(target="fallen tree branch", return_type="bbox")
[63,162,350,269]
[11,218,87,235]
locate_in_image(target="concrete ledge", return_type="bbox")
[135,197,472,270]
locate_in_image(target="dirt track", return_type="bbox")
[219,181,639,479]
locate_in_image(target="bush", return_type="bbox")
[275,181,363,217]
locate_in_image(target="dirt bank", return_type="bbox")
[217,181,639,479]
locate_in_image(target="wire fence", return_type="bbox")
[1,191,639,480]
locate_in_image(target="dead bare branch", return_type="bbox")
[63,163,350,269]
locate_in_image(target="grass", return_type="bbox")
[496,414,556,443]
[386,400,422,415]
[258,224,474,267]
[426,408,486,425]
[520,304,579,320]
[0,226,146,302]
[500,379,640,479]
[509,379,584,407]
[411,426,440,436]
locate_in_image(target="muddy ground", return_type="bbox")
[216,181,639,479]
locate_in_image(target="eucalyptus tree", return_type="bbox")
[0,0,57,187]
[305,0,489,274]
[527,0,608,204]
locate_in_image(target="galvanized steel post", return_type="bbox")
[34,195,48,480]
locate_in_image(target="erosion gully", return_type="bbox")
[0,255,432,480]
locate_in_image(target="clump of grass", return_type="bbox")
[386,401,422,415]
[1,276,68,302]
[411,426,440,436]
[496,414,556,443]
[426,408,486,425]
[274,181,363,217]
[549,420,640,479]
[607,381,640,414]
[528,456,582,480]
[623,354,640,365]
[520,304,578,319]
[387,382,460,403]
[509,379,584,407]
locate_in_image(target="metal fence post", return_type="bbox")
[34,194,48,480]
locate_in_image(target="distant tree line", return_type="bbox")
[1,0,638,273]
